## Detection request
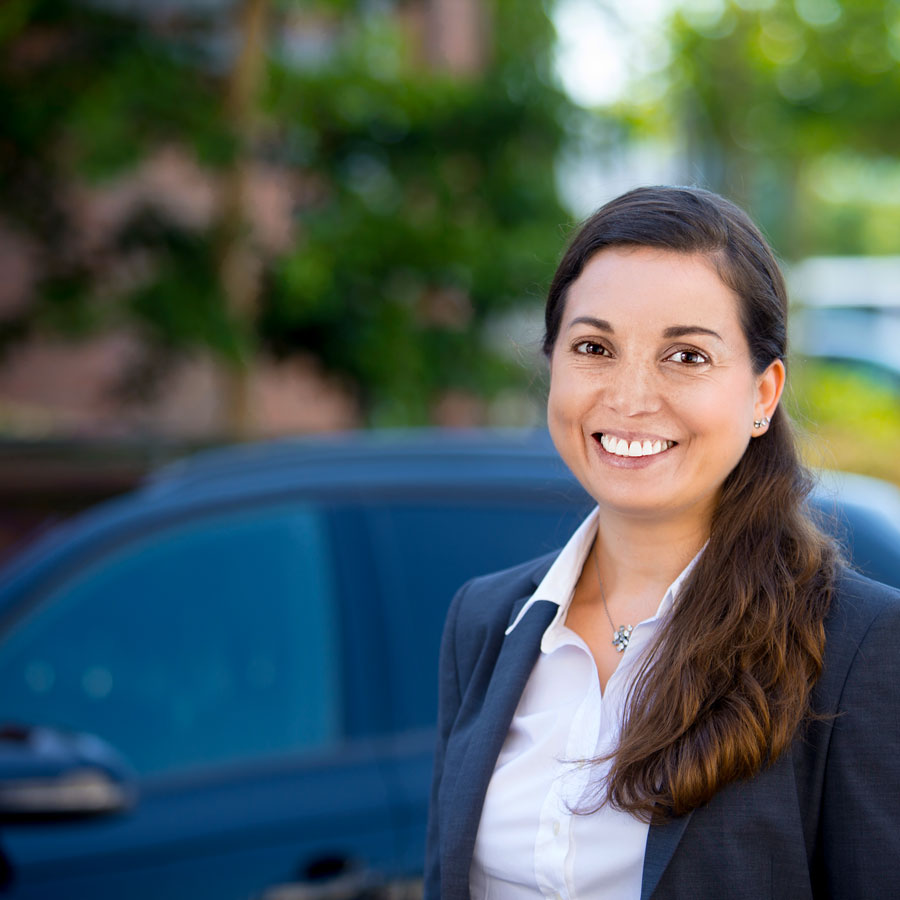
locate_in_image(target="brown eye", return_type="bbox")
[666,349,709,365]
[575,341,609,356]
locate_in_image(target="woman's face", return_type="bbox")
[547,246,784,529]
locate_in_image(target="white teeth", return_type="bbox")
[599,434,673,458]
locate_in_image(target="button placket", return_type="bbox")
[561,640,605,897]
[534,639,596,900]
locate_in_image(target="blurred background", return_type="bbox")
[2,0,899,555]
[2,5,900,894]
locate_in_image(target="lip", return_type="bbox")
[593,429,675,444]
[590,431,678,467]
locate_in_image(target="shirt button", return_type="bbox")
[552,819,561,836]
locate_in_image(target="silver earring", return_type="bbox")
[753,416,770,429]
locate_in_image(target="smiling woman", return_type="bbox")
[425,186,900,900]
[548,247,784,528]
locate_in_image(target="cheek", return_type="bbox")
[547,362,590,422]
[685,376,756,446]
[546,367,589,464]
[546,377,569,435]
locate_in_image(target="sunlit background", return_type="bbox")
[2,0,899,548]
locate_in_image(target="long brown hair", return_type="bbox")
[544,186,838,821]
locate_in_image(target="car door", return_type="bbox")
[362,489,592,877]
[0,498,398,900]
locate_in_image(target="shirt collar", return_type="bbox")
[505,508,704,650]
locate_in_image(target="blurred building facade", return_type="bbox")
[0,0,493,443]
[0,144,358,439]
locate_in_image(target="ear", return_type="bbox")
[751,358,785,437]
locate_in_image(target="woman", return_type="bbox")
[425,186,900,899]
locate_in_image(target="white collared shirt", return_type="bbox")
[469,509,700,900]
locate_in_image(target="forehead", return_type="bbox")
[564,247,743,330]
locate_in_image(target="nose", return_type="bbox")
[602,357,661,417]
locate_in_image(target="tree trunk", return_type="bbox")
[219,0,269,439]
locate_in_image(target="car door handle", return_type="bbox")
[260,872,422,900]
[260,868,377,900]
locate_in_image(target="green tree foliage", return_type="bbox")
[658,0,900,256]
[789,359,900,486]
[263,5,569,422]
[648,0,900,486]
[0,0,573,428]
[0,0,234,350]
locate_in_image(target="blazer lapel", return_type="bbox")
[437,553,694,900]
[442,597,558,897]
[641,810,694,900]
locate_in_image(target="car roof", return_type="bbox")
[142,428,571,492]
[143,428,900,527]
[1,429,898,603]
[0,430,582,601]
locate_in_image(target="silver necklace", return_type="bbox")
[591,542,633,652]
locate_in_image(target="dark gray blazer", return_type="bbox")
[425,555,900,899]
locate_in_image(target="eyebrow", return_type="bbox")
[662,325,724,341]
[566,317,723,342]
[566,316,613,332]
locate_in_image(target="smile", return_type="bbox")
[596,433,676,458]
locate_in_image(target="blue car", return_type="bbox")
[0,430,898,900]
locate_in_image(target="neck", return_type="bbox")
[593,509,709,601]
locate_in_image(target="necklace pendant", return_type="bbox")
[612,624,633,652]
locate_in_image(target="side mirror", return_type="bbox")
[0,724,137,823]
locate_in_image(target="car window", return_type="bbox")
[0,504,342,776]
[368,496,590,731]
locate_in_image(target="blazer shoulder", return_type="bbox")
[814,565,900,708]
[829,564,900,636]
[440,550,559,689]
[452,549,560,630]
[803,568,900,895]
